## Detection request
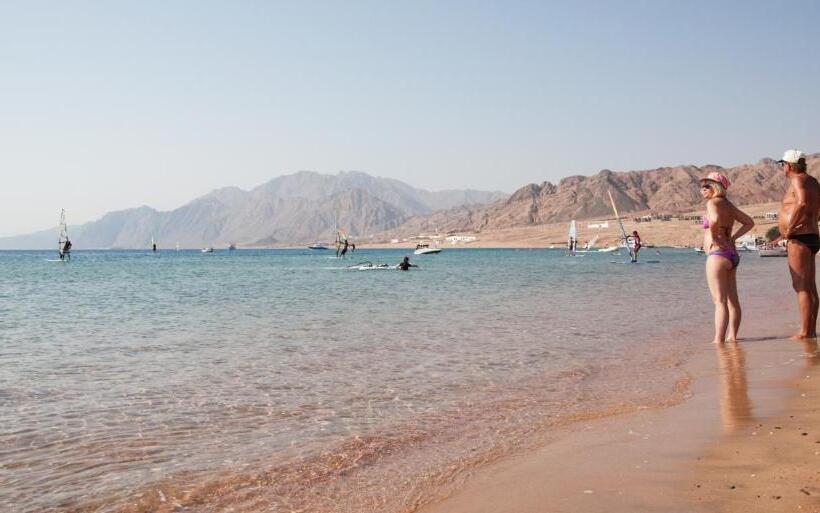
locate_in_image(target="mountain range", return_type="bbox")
[384,154,820,236]
[0,171,506,249]
[3,154,817,249]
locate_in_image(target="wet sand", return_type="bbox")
[418,334,820,513]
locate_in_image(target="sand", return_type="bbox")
[358,202,782,250]
[417,333,820,513]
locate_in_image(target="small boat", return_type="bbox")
[414,242,442,255]
[757,245,787,257]
[346,261,395,270]
[201,247,214,253]
[307,243,329,250]
[574,234,600,254]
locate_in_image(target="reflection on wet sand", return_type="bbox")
[800,338,819,366]
[716,343,753,433]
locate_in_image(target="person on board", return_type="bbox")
[339,239,349,258]
[397,256,417,271]
[629,230,642,262]
[59,239,72,261]
[567,237,576,255]
[778,149,820,339]
[350,242,356,253]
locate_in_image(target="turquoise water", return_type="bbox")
[0,248,790,512]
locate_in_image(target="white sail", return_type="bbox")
[57,209,71,260]
[607,190,634,259]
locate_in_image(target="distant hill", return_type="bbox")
[0,171,507,249]
[384,154,820,236]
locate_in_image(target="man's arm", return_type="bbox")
[785,176,808,237]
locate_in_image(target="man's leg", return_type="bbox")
[808,250,818,337]
[788,240,816,338]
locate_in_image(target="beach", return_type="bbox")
[1,248,818,512]
[418,287,820,513]
[360,202,782,251]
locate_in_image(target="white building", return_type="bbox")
[587,221,609,229]
[446,235,477,244]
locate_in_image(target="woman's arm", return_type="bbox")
[730,203,755,242]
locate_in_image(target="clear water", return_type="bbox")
[0,248,791,512]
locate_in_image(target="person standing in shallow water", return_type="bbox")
[700,172,754,344]
[778,149,820,339]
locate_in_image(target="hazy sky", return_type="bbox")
[2,1,819,236]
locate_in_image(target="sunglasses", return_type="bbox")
[700,183,713,190]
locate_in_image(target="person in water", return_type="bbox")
[778,149,820,339]
[339,239,349,258]
[629,230,642,262]
[397,256,417,271]
[350,242,356,253]
[700,171,754,344]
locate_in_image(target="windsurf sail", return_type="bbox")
[567,219,577,253]
[607,189,634,259]
[58,209,71,261]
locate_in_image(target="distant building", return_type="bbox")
[765,212,778,220]
[587,221,609,229]
[446,235,477,244]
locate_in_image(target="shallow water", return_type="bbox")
[0,248,793,512]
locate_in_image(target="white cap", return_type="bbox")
[779,149,805,164]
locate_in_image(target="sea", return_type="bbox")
[0,248,795,513]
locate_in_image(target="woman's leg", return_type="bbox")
[726,268,741,342]
[706,255,732,343]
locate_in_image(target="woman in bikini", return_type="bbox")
[700,172,754,344]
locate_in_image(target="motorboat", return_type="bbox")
[307,243,329,250]
[201,247,214,253]
[414,243,442,255]
[757,245,787,257]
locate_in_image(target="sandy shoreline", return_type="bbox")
[417,325,820,512]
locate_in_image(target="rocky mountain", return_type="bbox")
[386,154,820,236]
[0,171,506,249]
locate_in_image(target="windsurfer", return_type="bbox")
[629,230,642,263]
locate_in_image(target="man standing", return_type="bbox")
[778,149,820,339]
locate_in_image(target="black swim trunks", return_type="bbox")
[789,233,820,254]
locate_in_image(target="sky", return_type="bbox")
[1,0,819,236]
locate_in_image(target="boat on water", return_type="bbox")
[307,243,329,250]
[201,247,214,253]
[57,209,72,261]
[757,242,787,257]
[414,242,442,255]
[574,234,600,254]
